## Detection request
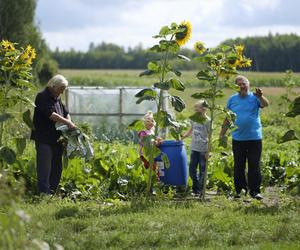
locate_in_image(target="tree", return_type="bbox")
[0,0,57,84]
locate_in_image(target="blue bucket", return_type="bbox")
[157,140,188,186]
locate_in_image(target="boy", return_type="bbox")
[181,100,210,196]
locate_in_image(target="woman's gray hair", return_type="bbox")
[47,74,68,88]
[235,75,249,86]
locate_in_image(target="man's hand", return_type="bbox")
[254,87,263,98]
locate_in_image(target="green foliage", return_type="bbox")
[0,40,36,168]
[190,42,251,198]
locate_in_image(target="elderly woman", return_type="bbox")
[31,74,75,194]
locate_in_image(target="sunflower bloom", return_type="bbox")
[194,41,206,55]
[234,44,244,56]
[175,21,192,47]
[1,40,15,51]
[236,58,252,68]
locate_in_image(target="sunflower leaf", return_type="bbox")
[127,119,144,131]
[278,130,299,143]
[168,78,185,91]
[0,146,16,164]
[170,95,186,112]
[23,109,35,130]
[136,96,156,104]
[135,88,157,98]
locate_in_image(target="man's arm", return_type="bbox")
[255,88,269,108]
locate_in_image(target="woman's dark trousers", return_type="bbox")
[35,142,63,194]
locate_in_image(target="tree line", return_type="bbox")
[51,33,300,72]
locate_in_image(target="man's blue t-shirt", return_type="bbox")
[227,92,262,141]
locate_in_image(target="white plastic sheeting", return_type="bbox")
[65,87,165,129]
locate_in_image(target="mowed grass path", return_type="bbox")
[23,194,300,249]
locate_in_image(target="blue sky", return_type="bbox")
[35,0,300,51]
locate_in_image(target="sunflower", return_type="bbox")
[175,21,192,47]
[1,40,15,51]
[194,41,206,55]
[236,58,252,68]
[234,44,244,56]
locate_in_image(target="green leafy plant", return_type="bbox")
[129,21,192,193]
[190,43,252,199]
[0,40,36,167]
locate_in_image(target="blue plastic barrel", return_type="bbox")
[157,140,188,186]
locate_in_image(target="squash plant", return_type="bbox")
[129,21,192,193]
[0,40,36,167]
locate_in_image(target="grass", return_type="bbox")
[21,194,300,249]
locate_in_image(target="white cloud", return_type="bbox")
[36,0,300,51]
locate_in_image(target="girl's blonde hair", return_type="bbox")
[143,111,156,126]
[47,74,68,88]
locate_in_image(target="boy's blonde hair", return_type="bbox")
[143,111,156,125]
[194,100,206,108]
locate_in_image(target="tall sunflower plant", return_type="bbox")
[190,42,252,199]
[129,21,192,193]
[0,40,36,167]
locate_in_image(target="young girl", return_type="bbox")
[138,111,161,178]
[181,100,210,196]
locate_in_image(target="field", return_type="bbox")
[1,69,300,249]
[59,69,300,88]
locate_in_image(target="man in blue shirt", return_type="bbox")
[219,75,269,200]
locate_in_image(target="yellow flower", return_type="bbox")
[194,41,206,55]
[236,58,252,68]
[21,45,36,65]
[175,21,192,47]
[234,44,244,56]
[1,40,15,51]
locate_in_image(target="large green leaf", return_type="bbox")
[159,111,180,128]
[15,137,26,156]
[161,153,170,168]
[159,26,171,36]
[168,78,185,91]
[278,130,299,143]
[127,119,144,131]
[135,88,157,98]
[0,146,16,164]
[153,82,170,90]
[196,70,215,81]
[136,96,156,104]
[147,61,160,72]
[286,96,300,117]
[0,113,13,123]
[23,109,35,130]
[170,95,185,112]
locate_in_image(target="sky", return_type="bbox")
[35,0,300,52]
